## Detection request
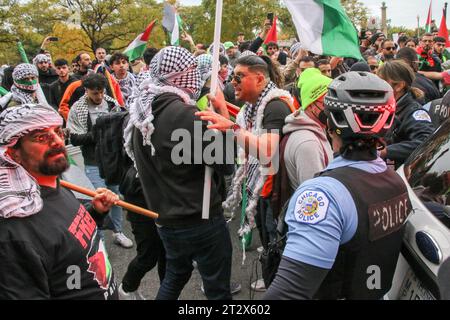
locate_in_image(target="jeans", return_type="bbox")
[85,165,123,233]
[156,215,232,300]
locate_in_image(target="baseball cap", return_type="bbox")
[224,41,235,50]
[297,68,332,110]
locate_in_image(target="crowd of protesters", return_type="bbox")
[0,15,449,300]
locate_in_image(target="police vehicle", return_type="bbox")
[388,119,450,300]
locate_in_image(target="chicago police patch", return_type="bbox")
[412,110,432,122]
[294,190,329,224]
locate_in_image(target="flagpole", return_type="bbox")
[202,0,223,220]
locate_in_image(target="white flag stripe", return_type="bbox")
[283,0,324,54]
[171,16,179,45]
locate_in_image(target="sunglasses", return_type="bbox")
[384,47,396,51]
[230,73,249,84]
[369,64,379,70]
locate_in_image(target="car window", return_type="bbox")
[404,119,450,227]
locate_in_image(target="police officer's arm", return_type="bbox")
[264,256,330,300]
[264,180,357,300]
[385,110,435,163]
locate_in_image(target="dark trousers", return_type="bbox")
[121,196,166,293]
[155,215,232,300]
[255,197,277,249]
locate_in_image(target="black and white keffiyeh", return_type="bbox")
[0,104,63,218]
[67,94,121,135]
[124,46,202,161]
[223,83,293,235]
[33,54,51,65]
[113,71,136,106]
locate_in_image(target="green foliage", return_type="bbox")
[0,0,370,65]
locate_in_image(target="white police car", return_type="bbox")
[387,119,450,300]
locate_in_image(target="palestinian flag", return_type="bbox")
[438,4,450,47]
[123,20,156,62]
[425,0,433,33]
[264,15,278,44]
[283,0,362,60]
[162,2,183,46]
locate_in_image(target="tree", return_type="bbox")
[341,0,369,28]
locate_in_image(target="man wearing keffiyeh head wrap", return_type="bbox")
[0,63,40,110]
[196,54,295,289]
[0,103,120,300]
[33,53,58,87]
[125,46,234,300]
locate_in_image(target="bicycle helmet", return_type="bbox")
[324,71,395,139]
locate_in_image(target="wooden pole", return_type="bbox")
[60,180,159,219]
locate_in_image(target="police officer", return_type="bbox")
[264,71,412,300]
[423,90,450,128]
[378,60,435,168]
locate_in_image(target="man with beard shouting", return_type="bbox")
[0,104,119,299]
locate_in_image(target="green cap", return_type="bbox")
[297,68,332,110]
[224,41,235,50]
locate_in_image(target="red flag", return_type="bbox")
[426,0,433,32]
[264,16,278,44]
[438,4,450,47]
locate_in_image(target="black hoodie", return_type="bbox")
[132,92,234,228]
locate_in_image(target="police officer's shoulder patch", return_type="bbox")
[294,190,329,224]
[412,109,432,122]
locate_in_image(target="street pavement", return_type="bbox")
[106,211,266,300]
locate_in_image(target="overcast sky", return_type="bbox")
[174,0,447,29]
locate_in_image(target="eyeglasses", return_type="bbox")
[29,127,66,144]
[384,47,396,51]
[436,43,446,47]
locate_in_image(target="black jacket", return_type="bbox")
[69,99,119,166]
[93,111,129,185]
[385,91,435,167]
[132,92,234,227]
[48,76,77,111]
[414,72,440,104]
[38,68,59,102]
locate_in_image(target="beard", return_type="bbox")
[39,147,70,175]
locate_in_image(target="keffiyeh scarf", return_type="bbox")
[0,104,63,218]
[223,82,292,235]
[124,46,202,161]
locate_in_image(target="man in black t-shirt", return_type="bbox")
[0,104,119,299]
[197,54,294,291]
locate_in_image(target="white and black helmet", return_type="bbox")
[324,71,396,139]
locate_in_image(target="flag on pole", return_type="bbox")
[123,20,156,61]
[426,0,433,32]
[162,2,183,46]
[283,0,362,60]
[438,3,450,47]
[264,16,278,44]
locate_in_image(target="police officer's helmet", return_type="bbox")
[325,71,396,139]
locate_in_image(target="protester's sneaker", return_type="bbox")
[113,232,133,248]
[200,282,242,295]
[250,279,266,292]
[118,284,145,300]
[257,246,264,254]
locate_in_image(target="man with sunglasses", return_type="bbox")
[0,104,119,299]
[376,39,397,64]
[197,54,294,291]
[366,56,379,74]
